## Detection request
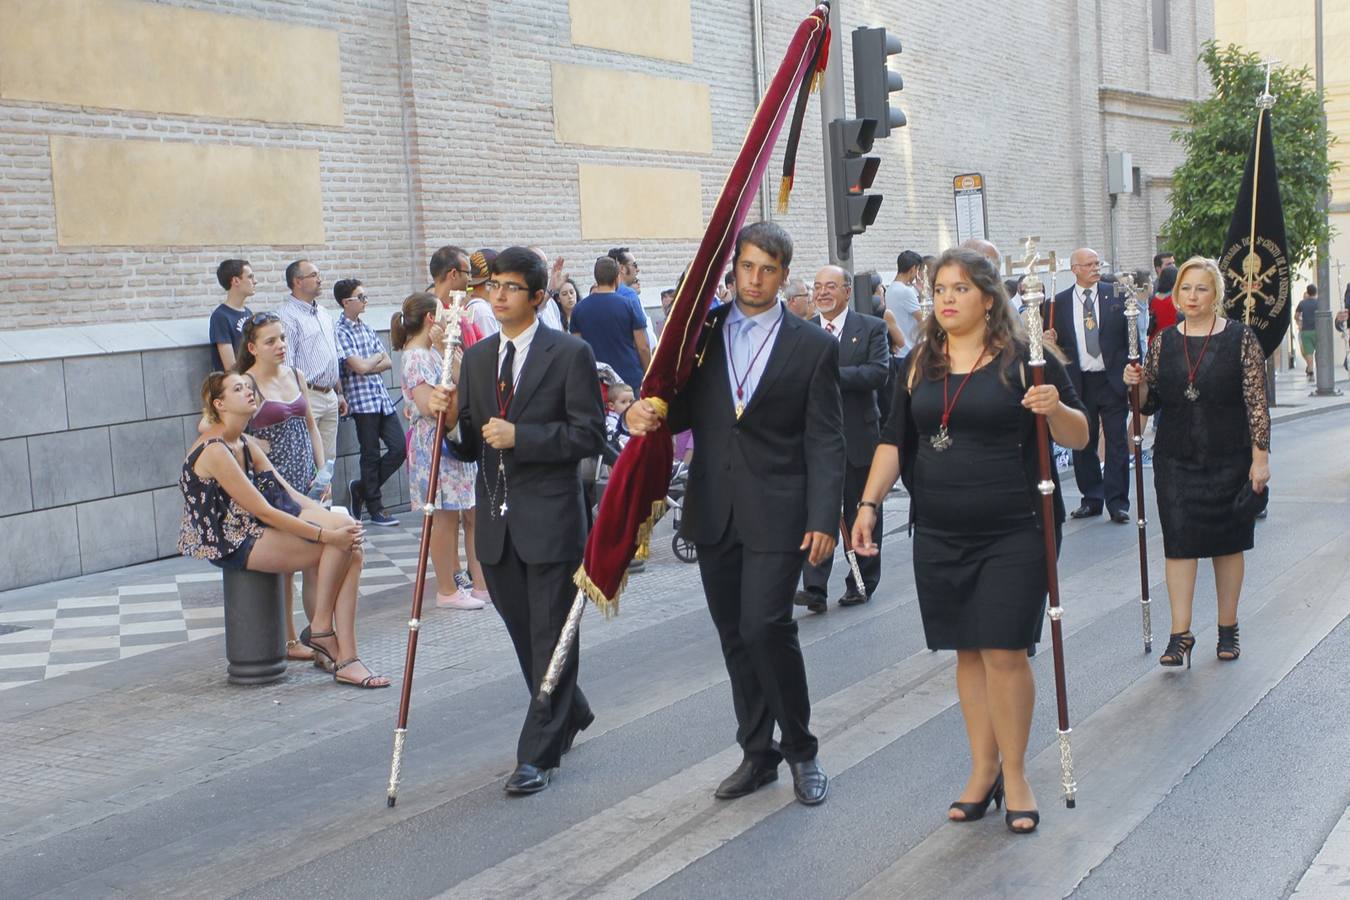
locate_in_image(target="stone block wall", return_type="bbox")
[0,317,410,592]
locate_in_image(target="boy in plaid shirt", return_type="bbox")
[335,279,405,526]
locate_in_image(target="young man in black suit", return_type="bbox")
[796,264,891,611]
[431,246,607,795]
[626,222,845,806]
[1047,247,1135,523]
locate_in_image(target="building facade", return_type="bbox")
[0,0,1213,590]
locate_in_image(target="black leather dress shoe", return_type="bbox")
[789,759,829,806]
[793,590,827,614]
[504,763,552,795]
[1109,510,1131,524]
[562,709,595,755]
[1069,504,1101,519]
[714,758,779,800]
[838,587,867,607]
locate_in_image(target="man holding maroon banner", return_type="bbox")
[626,222,844,807]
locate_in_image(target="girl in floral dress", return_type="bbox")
[392,292,487,610]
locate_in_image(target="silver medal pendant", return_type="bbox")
[1184,382,1200,402]
[930,425,953,452]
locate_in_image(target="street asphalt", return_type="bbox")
[1,393,1347,900]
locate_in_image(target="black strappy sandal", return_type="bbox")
[1159,631,1196,669]
[334,658,390,689]
[300,626,338,672]
[1217,623,1241,661]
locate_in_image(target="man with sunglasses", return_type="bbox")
[429,246,605,796]
[335,279,403,526]
[279,259,346,474]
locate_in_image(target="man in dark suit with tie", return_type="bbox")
[626,222,844,806]
[1047,247,1135,523]
[796,264,891,612]
[432,246,607,795]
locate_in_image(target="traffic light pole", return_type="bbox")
[819,0,851,274]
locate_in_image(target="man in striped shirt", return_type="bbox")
[278,259,346,468]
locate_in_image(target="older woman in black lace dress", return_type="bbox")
[1124,256,1271,668]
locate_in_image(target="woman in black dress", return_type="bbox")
[1123,257,1270,668]
[851,248,1088,834]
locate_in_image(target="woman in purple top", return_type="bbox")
[238,313,327,660]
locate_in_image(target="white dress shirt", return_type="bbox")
[820,307,848,339]
[496,318,540,385]
[1073,284,1105,372]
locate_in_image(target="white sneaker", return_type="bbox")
[453,569,473,591]
[471,588,492,604]
[436,588,485,610]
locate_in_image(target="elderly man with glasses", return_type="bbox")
[279,259,346,476]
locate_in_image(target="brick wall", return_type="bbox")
[0,0,1214,334]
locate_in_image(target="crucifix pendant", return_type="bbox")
[499,502,508,515]
[930,425,953,452]
[1184,382,1200,402]
[735,402,745,419]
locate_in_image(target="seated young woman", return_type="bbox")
[179,372,390,689]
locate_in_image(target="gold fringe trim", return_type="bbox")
[572,498,669,620]
[809,69,823,95]
[647,396,669,419]
[776,176,793,214]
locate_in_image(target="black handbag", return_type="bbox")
[1232,480,1269,522]
[254,470,302,517]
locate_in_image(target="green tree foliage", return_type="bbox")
[1162,41,1335,271]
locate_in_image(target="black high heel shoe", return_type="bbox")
[948,772,1004,822]
[1005,808,1040,834]
[1217,623,1241,661]
[1159,631,1195,669]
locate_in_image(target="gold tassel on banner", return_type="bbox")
[777,175,793,214]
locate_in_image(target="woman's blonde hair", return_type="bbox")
[1173,256,1227,318]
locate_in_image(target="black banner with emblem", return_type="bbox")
[1218,107,1291,358]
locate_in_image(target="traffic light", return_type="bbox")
[852,26,905,139]
[827,117,882,251]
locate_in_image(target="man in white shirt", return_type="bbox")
[886,251,924,359]
[1049,248,1135,523]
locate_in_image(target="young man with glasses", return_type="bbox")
[334,278,403,526]
[428,246,606,796]
[279,259,346,472]
[210,259,256,370]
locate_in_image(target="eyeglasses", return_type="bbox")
[298,272,322,281]
[812,282,845,292]
[485,280,530,295]
[347,293,368,303]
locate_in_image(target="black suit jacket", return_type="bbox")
[1051,282,1137,399]
[454,326,606,565]
[811,311,891,467]
[668,303,845,552]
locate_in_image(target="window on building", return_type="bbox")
[1152,0,1170,52]
[1132,166,1143,196]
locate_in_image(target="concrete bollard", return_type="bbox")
[221,569,287,685]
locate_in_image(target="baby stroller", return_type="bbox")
[667,459,695,563]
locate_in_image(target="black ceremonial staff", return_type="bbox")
[1116,275,1153,654]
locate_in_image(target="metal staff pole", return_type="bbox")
[1019,241,1078,809]
[386,295,466,808]
[838,516,866,595]
[1119,277,1153,653]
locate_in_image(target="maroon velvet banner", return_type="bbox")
[576,3,831,612]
